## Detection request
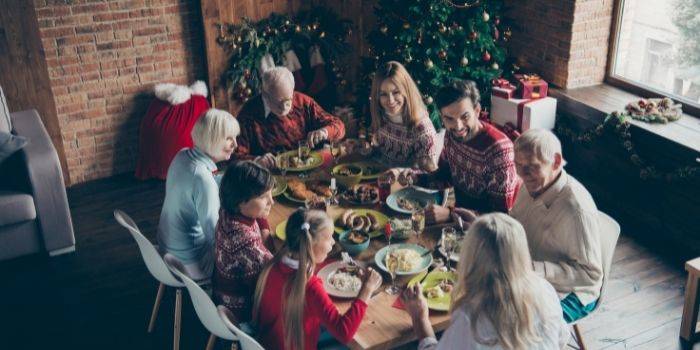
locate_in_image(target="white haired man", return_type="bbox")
[233,66,345,168]
[158,108,239,280]
[510,128,603,323]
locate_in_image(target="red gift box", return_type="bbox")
[491,78,516,99]
[514,74,548,99]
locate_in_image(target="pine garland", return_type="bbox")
[216,8,353,102]
[555,111,699,182]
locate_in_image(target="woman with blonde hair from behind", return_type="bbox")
[369,61,439,171]
[252,209,382,350]
[403,213,569,349]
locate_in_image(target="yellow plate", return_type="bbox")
[275,219,288,240]
[277,150,323,172]
[271,176,287,197]
[408,270,457,311]
[275,209,389,241]
[334,209,389,238]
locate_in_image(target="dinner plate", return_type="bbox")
[386,187,443,214]
[318,261,367,298]
[283,179,331,203]
[271,176,287,197]
[408,270,457,311]
[353,161,387,181]
[277,150,323,172]
[374,243,432,276]
[334,209,389,238]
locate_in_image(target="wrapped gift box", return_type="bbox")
[491,78,517,99]
[490,95,557,132]
[515,74,549,99]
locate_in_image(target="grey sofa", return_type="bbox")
[0,86,75,261]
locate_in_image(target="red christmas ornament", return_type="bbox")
[482,51,491,62]
[494,17,501,26]
[493,27,500,40]
[469,31,478,41]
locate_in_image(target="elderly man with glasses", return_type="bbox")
[232,66,345,168]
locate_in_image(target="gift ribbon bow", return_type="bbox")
[521,74,541,82]
[492,78,514,89]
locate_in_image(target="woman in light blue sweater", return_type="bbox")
[157,108,240,280]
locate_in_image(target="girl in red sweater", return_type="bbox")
[252,209,382,350]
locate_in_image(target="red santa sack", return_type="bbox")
[135,81,210,180]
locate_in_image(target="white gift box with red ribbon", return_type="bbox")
[490,94,557,132]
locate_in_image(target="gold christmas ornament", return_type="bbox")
[460,56,469,66]
[438,24,447,33]
[319,31,326,38]
[425,59,434,69]
[425,96,433,104]
[483,12,490,22]
[403,22,411,29]
[491,63,499,70]
[295,25,302,32]
[380,25,388,34]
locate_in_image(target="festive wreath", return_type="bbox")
[215,8,354,103]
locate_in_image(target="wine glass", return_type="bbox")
[329,177,339,205]
[411,209,426,235]
[297,140,310,179]
[276,153,289,177]
[330,141,342,165]
[385,249,400,295]
[377,174,392,203]
[442,226,457,271]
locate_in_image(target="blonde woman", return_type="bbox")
[252,209,382,350]
[370,61,439,171]
[403,213,569,349]
[157,108,239,280]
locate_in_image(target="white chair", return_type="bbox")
[164,253,264,350]
[114,209,186,350]
[569,211,621,350]
[218,306,265,350]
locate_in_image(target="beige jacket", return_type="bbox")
[510,170,603,305]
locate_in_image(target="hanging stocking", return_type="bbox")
[258,53,275,78]
[283,50,306,91]
[306,45,328,96]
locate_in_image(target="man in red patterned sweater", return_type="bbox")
[390,80,520,224]
[232,66,345,168]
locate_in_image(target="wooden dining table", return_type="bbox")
[266,151,454,350]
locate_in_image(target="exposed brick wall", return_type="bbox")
[34,0,206,185]
[505,0,614,89]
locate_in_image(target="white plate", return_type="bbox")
[375,243,432,276]
[318,261,366,298]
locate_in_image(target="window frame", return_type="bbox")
[605,0,700,117]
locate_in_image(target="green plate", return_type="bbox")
[408,270,457,311]
[334,209,389,238]
[272,176,287,197]
[354,161,387,180]
[277,150,323,172]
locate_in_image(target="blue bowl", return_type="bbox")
[338,230,370,255]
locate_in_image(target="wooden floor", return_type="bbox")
[0,174,697,350]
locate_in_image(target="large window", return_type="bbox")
[608,0,700,114]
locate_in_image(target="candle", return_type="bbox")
[330,177,336,189]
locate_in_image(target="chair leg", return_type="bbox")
[573,323,586,350]
[148,283,166,333]
[205,333,216,350]
[174,288,183,350]
[681,274,700,341]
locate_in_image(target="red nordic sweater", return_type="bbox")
[256,260,367,350]
[233,92,345,159]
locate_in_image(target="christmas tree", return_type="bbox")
[359,0,511,126]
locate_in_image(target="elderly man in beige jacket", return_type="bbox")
[510,128,603,323]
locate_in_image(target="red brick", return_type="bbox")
[41,26,75,38]
[35,6,70,19]
[71,2,110,14]
[75,23,113,34]
[96,41,132,51]
[133,27,165,36]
